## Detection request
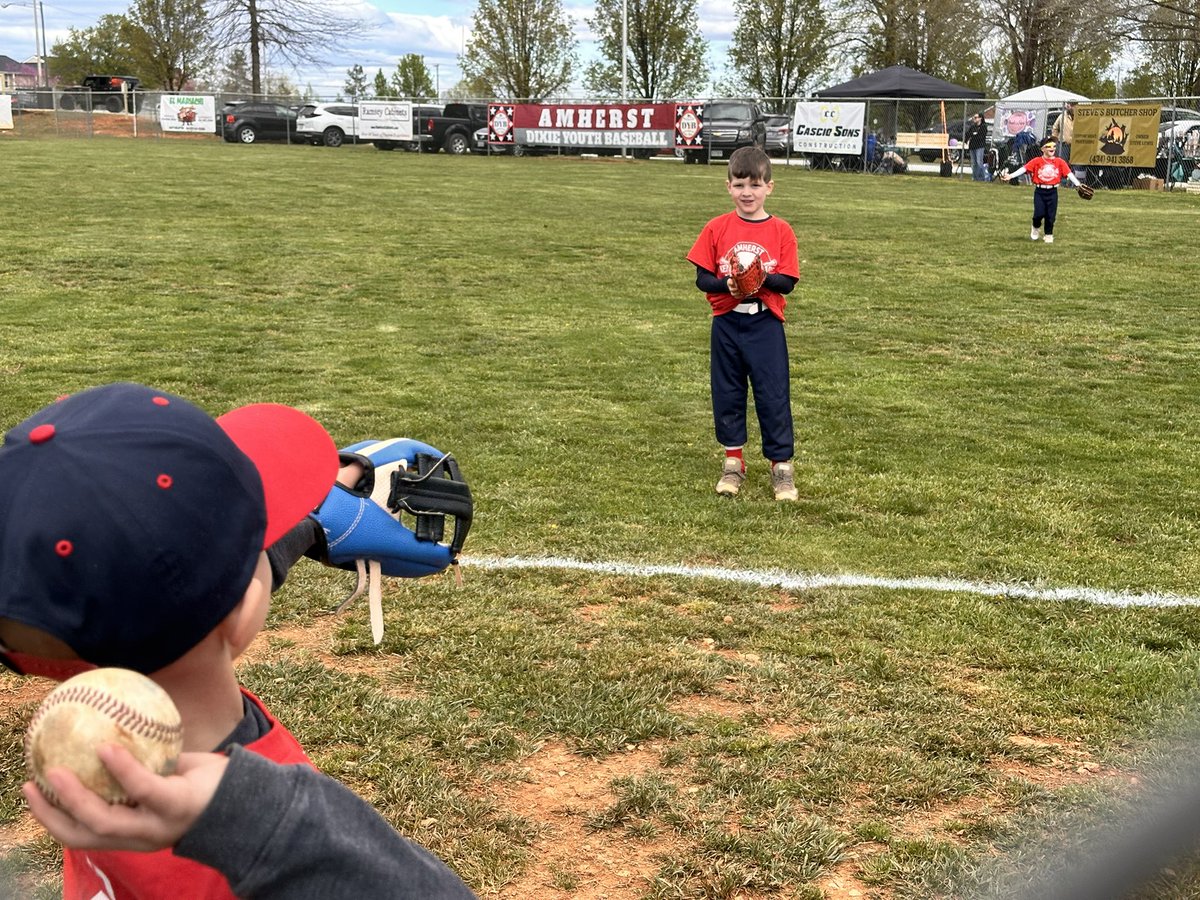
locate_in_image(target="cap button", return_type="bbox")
[29,424,56,444]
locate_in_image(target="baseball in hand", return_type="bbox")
[25,668,183,806]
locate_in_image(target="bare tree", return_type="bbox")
[727,0,832,101]
[1121,0,1200,94]
[981,0,1121,90]
[583,0,709,100]
[460,0,577,100]
[841,0,988,86]
[206,0,366,95]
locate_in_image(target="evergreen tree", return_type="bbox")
[390,53,435,99]
[344,63,368,100]
[373,69,394,98]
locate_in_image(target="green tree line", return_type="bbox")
[43,0,1200,101]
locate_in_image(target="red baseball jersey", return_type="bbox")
[1021,155,1073,187]
[687,211,800,321]
[62,690,312,900]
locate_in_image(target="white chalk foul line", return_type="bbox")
[460,555,1200,609]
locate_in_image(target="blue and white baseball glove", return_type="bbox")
[312,438,473,642]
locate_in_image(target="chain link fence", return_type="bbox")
[3,89,1197,191]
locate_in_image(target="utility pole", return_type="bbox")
[1,1,44,88]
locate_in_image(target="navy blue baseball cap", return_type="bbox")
[0,382,339,674]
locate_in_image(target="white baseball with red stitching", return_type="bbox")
[25,667,183,806]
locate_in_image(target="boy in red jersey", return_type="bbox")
[1000,139,1085,243]
[0,382,475,899]
[687,146,802,501]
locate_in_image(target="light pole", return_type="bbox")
[0,0,45,88]
[620,0,627,102]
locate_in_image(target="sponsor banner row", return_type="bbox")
[156,96,416,140]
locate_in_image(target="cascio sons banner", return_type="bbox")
[791,103,865,153]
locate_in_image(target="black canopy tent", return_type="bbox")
[811,66,987,172]
[813,65,984,100]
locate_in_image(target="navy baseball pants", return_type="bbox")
[1033,186,1059,234]
[711,310,794,461]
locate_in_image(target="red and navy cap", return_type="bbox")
[0,382,338,674]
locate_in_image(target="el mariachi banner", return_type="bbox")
[159,95,216,133]
[791,103,865,153]
[502,103,677,150]
[1072,104,1161,168]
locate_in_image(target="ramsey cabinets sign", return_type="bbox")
[791,103,865,153]
[1073,104,1161,168]
[359,101,415,141]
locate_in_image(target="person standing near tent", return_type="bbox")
[1051,102,1076,163]
[999,139,1085,244]
[965,113,990,181]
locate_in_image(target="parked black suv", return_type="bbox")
[222,102,298,144]
[681,100,768,164]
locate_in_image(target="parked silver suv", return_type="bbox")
[296,103,359,147]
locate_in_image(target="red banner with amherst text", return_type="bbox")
[491,103,698,151]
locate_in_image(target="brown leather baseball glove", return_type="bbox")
[1077,183,1095,200]
[725,249,766,300]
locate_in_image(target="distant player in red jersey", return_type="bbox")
[1000,139,1085,244]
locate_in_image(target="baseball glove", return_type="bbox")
[725,249,766,300]
[312,438,473,643]
[1077,183,1095,200]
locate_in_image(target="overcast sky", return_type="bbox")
[0,0,738,96]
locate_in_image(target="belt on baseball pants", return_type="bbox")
[733,301,764,314]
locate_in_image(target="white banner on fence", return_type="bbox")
[159,95,216,133]
[792,102,866,153]
[0,95,13,130]
[359,101,414,140]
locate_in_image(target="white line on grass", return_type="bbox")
[461,555,1200,609]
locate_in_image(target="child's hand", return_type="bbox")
[23,745,228,852]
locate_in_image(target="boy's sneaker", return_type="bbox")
[1030,226,1040,241]
[1044,234,1054,243]
[716,458,745,496]
[771,462,799,502]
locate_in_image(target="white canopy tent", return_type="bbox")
[994,85,1092,143]
[999,85,1092,106]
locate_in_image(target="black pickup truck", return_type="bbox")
[58,75,142,113]
[415,102,489,154]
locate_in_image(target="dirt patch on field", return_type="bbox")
[489,740,681,899]
[0,642,1136,900]
[3,108,213,140]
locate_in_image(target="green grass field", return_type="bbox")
[2,136,1200,899]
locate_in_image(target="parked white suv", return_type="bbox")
[296,103,359,147]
